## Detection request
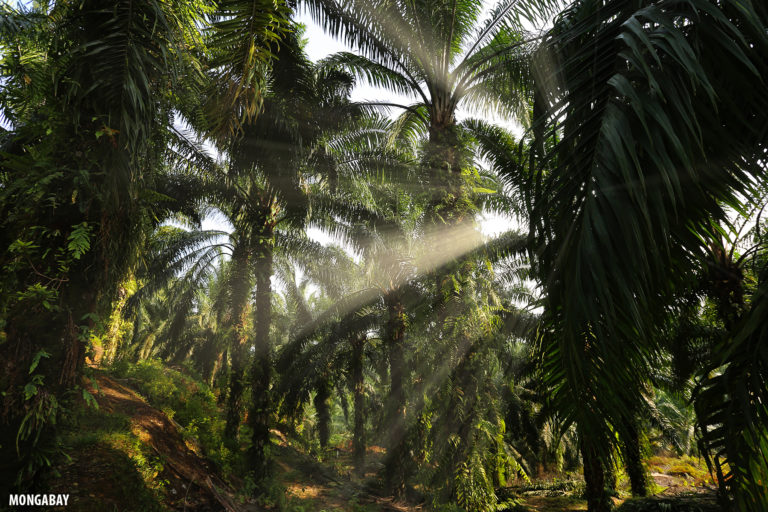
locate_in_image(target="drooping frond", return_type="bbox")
[322,52,418,98]
[696,261,768,507]
[528,0,768,493]
[204,0,289,138]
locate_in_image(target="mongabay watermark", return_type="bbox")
[8,494,70,507]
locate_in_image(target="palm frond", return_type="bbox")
[528,0,768,497]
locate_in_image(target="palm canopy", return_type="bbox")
[300,0,566,224]
[201,0,290,141]
[304,0,562,139]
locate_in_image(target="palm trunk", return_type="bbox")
[200,331,219,385]
[314,378,332,449]
[248,235,273,483]
[384,292,408,497]
[352,336,366,471]
[580,439,613,512]
[387,295,407,427]
[224,303,249,442]
[225,248,250,442]
[425,117,470,224]
[1,268,99,486]
[217,347,229,405]
[622,421,649,497]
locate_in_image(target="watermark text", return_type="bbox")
[8,494,69,507]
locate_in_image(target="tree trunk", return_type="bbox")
[224,312,248,441]
[622,421,649,497]
[200,331,220,386]
[224,249,251,442]
[314,378,332,449]
[384,292,408,498]
[580,439,613,512]
[424,118,473,224]
[352,336,366,472]
[248,238,273,484]
[217,348,229,405]
[387,294,407,430]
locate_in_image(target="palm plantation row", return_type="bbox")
[1,1,767,511]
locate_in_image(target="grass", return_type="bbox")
[647,455,716,487]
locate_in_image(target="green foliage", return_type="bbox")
[0,0,215,488]
[108,360,228,468]
[2,0,767,510]
[525,0,768,508]
[65,223,92,261]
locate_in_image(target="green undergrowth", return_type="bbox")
[108,359,234,473]
[647,455,714,486]
[509,478,585,495]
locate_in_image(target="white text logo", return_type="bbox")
[8,494,70,507]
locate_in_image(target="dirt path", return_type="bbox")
[53,374,720,512]
[92,374,244,511]
[271,444,417,511]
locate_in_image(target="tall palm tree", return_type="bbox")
[186,8,368,482]
[299,6,550,499]
[233,54,369,482]
[0,0,216,485]
[305,0,554,222]
[524,1,768,510]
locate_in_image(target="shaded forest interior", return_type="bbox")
[1,1,767,511]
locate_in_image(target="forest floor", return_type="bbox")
[47,373,243,511]
[45,372,407,512]
[43,372,721,512]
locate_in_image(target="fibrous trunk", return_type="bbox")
[224,311,249,441]
[621,421,648,497]
[383,292,408,497]
[424,120,469,224]
[224,248,251,442]
[580,438,613,512]
[352,336,366,471]
[314,378,332,449]
[248,234,273,484]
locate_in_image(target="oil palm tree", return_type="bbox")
[524,1,768,510]
[128,169,342,442]
[275,253,383,465]
[305,0,556,222]
[186,10,369,481]
[122,253,228,384]
[234,57,371,483]
[0,0,218,485]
